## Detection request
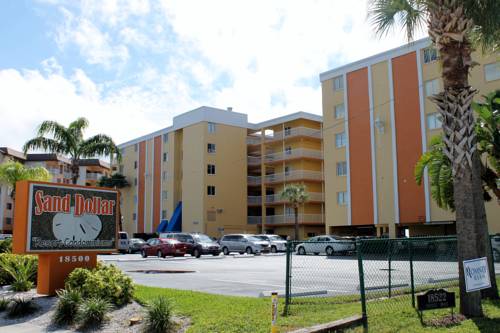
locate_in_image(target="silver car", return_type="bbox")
[219,234,270,255]
[254,234,287,253]
[296,235,355,256]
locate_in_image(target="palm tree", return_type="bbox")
[0,161,51,200]
[280,184,309,241]
[23,118,121,185]
[98,173,129,231]
[368,0,500,316]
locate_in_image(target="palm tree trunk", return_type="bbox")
[428,0,498,316]
[294,207,299,241]
[71,161,79,185]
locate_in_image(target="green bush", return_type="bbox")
[65,264,135,306]
[0,254,38,290]
[0,298,10,311]
[145,296,173,333]
[76,297,112,328]
[0,238,12,253]
[7,297,38,318]
[53,289,82,325]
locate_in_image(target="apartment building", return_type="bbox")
[320,37,500,238]
[24,154,73,184]
[117,107,325,238]
[77,159,111,187]
[247,113,324,239]
[0,148,26,233]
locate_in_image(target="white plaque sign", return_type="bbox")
[463,257,491,292]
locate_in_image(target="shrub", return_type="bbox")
[0,238,12,253]
[0,254,37,291]
[0,298,10,311]
[65,264,135,306]
[145,296,173,333]
[76,297,112,328]
[7,297,38,318]
[53,289,82,325]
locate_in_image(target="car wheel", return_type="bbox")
[326,246,334,256]
[213,252,220,256]
[271,246,277,253]
[314,252,319,255]
[141,250,147,258]
[298,247,306,255]
[194,248,201,258]
[157,250,163,258]
[223,247,229,255]
[246,247,253,255]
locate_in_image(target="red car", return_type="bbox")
[140,238,187,258]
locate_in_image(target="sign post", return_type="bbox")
[417,289,456,324]
[271,292,278,333]
[12,181,119,295]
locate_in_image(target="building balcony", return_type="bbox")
[265,127,322,142]
[246,136,261,145]
[247,214,324,225]
[247,192,324,205]
[247,170,323,186]
[86,173,103,181]
[264,148,322,163]
[247,156,261,166]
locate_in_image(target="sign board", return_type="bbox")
[463,257,491,292]
[417,289,455,311]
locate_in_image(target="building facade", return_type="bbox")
[117,107,325,238]
[320,37,500,237]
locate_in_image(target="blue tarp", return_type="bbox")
[156,219,169,233]
[166,201,182,232]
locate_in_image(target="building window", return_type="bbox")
[423,47,438,64]
[207,210,216,221]
[134,144,138,152]
[162,191,168,199]
[285,146,292,155]
[134,161,138,169]
[207,143,216,153]
[162,171,167,180]
[284,166,290,176]
[207,186,216,196]
[6,203,12,210]
[427,112,443,130]
[333,76,343,91]
[161,210,167,219]
[207,164,216,175]
[285,207,294,216]
[337,191,348,206]
[336,162,347,176]
[163,134,168,143]
[284,126,292,136]
[335,132,346,148]
[133,213,137,221]
[5,218,12,225]
[425,78,440,97]
[119,165,124,174]
[484,62,500,82]
[134,178,138,186]
[208,122,216,133]
[163,152,168,162]
[335,104,345,119]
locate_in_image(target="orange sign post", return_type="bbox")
[12,181,119,295]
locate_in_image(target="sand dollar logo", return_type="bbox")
[52,207,102,241]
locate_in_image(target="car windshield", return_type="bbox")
[269,236,283,241]
[254,236,268,241]
[132,239,145,244]
[247,236,262,242]
[193,234,213,242]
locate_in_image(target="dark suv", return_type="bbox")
[160,232,221,258]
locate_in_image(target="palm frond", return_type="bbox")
[80,134,119,159]
[36,121,74,147]
[462,0,500,52]
[68,117,89,144]
[23,137,67,155]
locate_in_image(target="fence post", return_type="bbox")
[409,238,415,308]
[284,241,291,315]
[356,238,368,329]
[388,239,392,299]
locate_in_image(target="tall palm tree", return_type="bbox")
[23,118,121,185]
[0,161,51,200]
[98,173,129,231]
[280,184,309,241]
[368,0,500,316]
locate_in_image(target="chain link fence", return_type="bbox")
[284,235,500,322]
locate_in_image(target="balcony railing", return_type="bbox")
[247,196,261,205]
[246,136,261,145]
[264,148,322,162]
[247,176,261,185]
[264,170,323,183]
[247,156,261,166]
[266,127,322,142]
[86,173,103,181]
[247,192,324,205]
[247,214,324,225]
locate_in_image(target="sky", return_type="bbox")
[0,0,425,150]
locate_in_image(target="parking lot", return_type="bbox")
[99,253,500,298]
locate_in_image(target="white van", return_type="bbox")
[118,231,129,254]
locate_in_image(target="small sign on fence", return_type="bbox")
[417,289,455,311]
[463,257,491,292]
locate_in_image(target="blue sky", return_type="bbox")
[0,0,419,150]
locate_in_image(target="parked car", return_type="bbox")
[118,231,129,254]
[160,232,220,258]
[128,238,146,254]
[140,238,187,258]
[296,235,355,256]
[0,234,12,240]
[219,234,270,255]
[254,234,287,253]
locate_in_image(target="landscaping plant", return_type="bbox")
[0,298,10,311]
[7,297,38,318]
[0,238,12,253]
[76,297,112,328]
[65,264,135,306]
[53,289,82,325]
[0,254,38,290]
[145,296,174,333]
